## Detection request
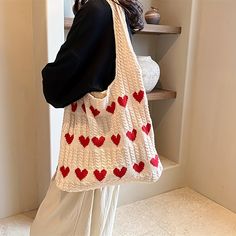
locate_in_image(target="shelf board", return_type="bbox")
[147,88,177,101]
[64,17,181,34]
[159,155,178,170]
[64,17,73,30]
[138,24,181,35]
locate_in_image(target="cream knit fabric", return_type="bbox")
[54,0,163,192]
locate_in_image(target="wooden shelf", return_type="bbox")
[64,17,73,30]
[146,88,177,101]
[138,24,181,35]
[64,17,181,34]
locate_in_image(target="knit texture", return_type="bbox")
[54,0,163,192]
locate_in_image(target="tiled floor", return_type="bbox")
[113,187,236,236]
[1,187,236,236]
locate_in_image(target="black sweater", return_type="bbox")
[42,0,132,108]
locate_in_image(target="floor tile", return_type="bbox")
[113,187,236,236]
[0,214,32,236]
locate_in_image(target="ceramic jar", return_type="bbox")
[137,56,160,92]
[145,7,161,25]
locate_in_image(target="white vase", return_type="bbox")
[137,56,160,92]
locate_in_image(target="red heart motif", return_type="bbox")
[133,161,145,173]
[133,90,144,103]
[71,102,77,112]
[126,129,137,141]
[81,103,86,113]
[92,136,105,147]
[94,169,107,181]
[75,168,88,181]
[60,166,70,178]
[150,155,159,167]
[118,95,128,107]
[65,133,74,144]
[142,123,151,135]
[111,134,121,146]
[113,167,127,178]
[90,105,100,117]
[106,102,116,114]
[79,135,90,148]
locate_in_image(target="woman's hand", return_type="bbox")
[90,90,107,99]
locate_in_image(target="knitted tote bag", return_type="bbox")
[54,0,164,192]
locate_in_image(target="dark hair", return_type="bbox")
[73,0,144,33]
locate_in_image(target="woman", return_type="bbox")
[30,0,144,235]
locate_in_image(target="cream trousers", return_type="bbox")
[30,171,120,236]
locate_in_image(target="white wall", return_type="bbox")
[46,0,65,181]
[31,0,58,204]
[153,0,193,165]
[0,0,64,219]
[0,0,38,218]
[184,0,236,213]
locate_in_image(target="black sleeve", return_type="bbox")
[42,0,117,108]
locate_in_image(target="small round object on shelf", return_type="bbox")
[145,7,161,25]
[137,56,160,93]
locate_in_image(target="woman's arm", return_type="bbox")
[42,0,117,108]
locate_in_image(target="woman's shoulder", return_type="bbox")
[75,0,112,20]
